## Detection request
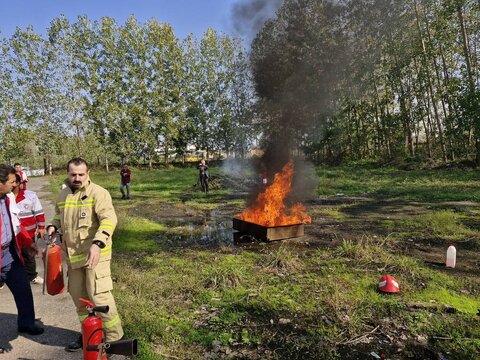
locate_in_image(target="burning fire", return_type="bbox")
[236,160,312,227]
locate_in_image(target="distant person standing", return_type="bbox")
[14,163,29,190]
[120,164,131,200]
[198,160,209,193]
[12,174,45,284]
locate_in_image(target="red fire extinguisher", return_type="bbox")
[42,234,64,295]
[80,298,109,360]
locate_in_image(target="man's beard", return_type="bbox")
[69,181,82,190]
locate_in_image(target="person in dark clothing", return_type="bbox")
[120,164,131,199]
[0,164,44,336]
[198,160,209,193]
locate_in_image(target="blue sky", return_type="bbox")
[0,0,242,40]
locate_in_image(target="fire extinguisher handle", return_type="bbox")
[93,305,109,313]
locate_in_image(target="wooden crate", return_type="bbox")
[232,217,304,241]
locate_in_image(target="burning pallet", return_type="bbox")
[233,160,311,242]
[232,217,304,241]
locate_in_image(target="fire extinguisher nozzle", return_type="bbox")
[105,339,138,356]
[92,305,109,313]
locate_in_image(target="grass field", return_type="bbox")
[50,162,480,359]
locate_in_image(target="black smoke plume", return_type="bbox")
[231,0,283,45]
[232,0,353,201]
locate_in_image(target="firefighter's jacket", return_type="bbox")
[51,177,117,269]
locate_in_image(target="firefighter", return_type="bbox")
[47,158,123,352]
[12,174,45,284]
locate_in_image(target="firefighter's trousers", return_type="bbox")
[68,261,124,341]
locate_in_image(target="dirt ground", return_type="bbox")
[130,187,479,359]
[133,191,480,280]
[305,196,480,279]
[99,169,480,359]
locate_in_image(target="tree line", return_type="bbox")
[251,0,480,166]
[1,1,479,170]
[0,15,255,170]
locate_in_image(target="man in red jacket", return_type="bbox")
[12,173,45,284]
[0,164,43,336]
[120,164,131,199]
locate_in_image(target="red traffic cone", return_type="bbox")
[378,275,400,293]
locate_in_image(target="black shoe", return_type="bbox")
[66,334,83,352]
[18,324,44,335]
[121,195,126,200]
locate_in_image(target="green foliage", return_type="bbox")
[250,0,480,165]
[0,15,255,167]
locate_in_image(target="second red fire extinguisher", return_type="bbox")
[80,298,109,360]
[42,234,64,296]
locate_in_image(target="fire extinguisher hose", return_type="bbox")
[42,241,49,295]
[85,327,105,350]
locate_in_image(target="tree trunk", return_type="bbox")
[413,0,446,162]
[75,122,83,157]
[456,3,479,164]
[105,151,109,172]
[164,143,169,164]
[397,80,414,157]
[412,57,432,158]
[421,4,454,160]
[456,3,474,91]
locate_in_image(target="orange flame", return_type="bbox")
[236,160,311,227]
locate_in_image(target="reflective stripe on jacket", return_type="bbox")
[15,189,45,238]
[51,177,117,269]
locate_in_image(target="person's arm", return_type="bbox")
[32,194,46,237]
[93,190,117,241]
[86,189,117,269]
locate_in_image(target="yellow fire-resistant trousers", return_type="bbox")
[68,261,124,342]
